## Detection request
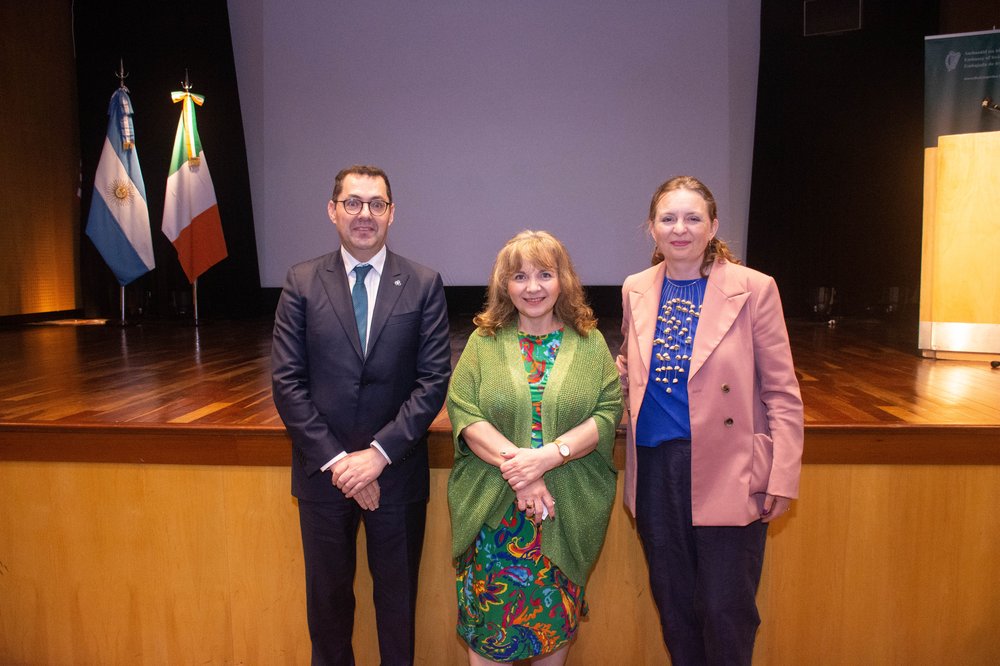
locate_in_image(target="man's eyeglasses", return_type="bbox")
[335,198,391,216]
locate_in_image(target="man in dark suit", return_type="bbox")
[271,165,451,666]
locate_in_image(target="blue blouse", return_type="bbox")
[635,276,707,447]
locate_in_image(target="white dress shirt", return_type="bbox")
[322,246,392,471]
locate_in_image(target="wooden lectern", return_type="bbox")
[920,130,1000,359]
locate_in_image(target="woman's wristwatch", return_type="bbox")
[550,439,571,465]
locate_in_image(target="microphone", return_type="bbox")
[982,97,1000,114]
[991,360,1000,369]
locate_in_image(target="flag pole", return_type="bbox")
[116,61,128,328]
[193,278,200,326]
[118,285,126,326]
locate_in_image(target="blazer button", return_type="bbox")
[721,384,730,393]
[724,417,734,427]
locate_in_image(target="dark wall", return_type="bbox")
[939,0,1000,33]
[747,0,940,322]
[747,0,1000,322]
[75,0,261,320]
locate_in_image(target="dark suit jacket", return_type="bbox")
[271,248,452,503]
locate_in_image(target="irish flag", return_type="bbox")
[162,90,227,283]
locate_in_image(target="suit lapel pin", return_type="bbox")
[394,279,402,286]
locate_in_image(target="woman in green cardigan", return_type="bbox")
[447,230,623,665]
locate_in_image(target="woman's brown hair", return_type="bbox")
[647,176,741,274]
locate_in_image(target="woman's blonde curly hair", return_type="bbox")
[474,230,597,337]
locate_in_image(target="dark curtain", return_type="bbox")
[746,0,939,322]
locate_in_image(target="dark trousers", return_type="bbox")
[635,441,768,666]
[298,498,427,666]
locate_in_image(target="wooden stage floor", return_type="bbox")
[1,315,998,466]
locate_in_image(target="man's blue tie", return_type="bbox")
[352,264,372,352]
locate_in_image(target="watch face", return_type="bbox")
[559,443,570,458]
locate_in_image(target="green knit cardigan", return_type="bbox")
[446,324,623,586]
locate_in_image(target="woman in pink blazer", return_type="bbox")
[617,176,803,665]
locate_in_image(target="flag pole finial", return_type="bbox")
[182,69,192,93]
[116,58,129,90]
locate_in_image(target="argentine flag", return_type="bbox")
[86,88,155,286]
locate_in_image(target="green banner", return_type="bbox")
[924,30,1000,147]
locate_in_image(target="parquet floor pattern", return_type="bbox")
[1,317,998,429]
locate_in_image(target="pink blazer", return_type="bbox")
[617,260,803,526]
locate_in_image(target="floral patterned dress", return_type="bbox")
[455,329,586,661]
